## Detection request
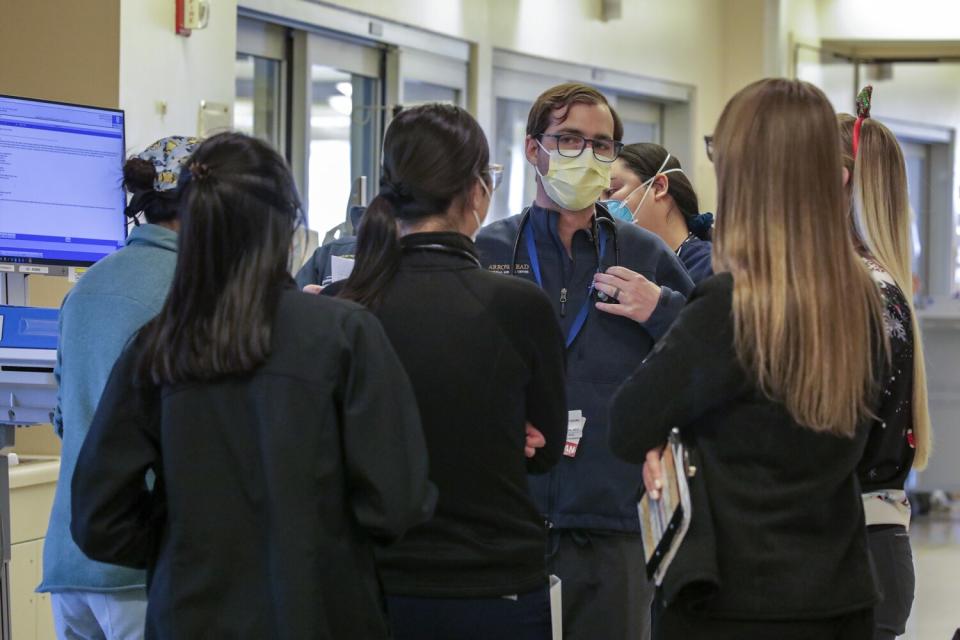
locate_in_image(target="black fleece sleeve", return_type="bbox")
[71,343,162,569]
[522,289,567,474]
[609,274,746,463]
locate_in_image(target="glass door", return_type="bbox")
[900,140,932,296]
[493,97,536,223]
[296,32,383,236]
[235,18,287,154]
[307,66,379,236]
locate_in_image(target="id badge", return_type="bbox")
[564,410,586,457]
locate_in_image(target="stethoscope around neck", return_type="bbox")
[508,203,622,277]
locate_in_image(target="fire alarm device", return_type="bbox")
[176,0,210,37]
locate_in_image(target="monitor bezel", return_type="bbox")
[0,93,127,268]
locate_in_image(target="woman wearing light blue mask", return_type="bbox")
[603,143,714,283]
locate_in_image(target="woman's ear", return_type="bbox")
[652,174,671,201]
[842,166,851,186]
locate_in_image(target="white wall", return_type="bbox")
[119,0,238,154]
[817,0,960,40]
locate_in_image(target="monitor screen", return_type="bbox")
[0,94,126,266]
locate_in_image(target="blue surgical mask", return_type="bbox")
[602,153,685,224]
[603,199,637,222]
[601,183,644,222]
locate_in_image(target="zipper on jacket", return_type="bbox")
[560,288,568,317]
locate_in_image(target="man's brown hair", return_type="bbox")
[526,82,624,141]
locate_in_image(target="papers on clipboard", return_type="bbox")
[330,255,355,282]
[638,428,694,586]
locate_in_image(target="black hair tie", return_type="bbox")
[125,190,160,224]
[190,162,213,182]
[688,212,715,237]
[379,180,415,206]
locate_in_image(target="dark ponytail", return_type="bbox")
[340,104,489,308]
[339,195,403,308]
[618,143,712,241]
[136,132,303,385]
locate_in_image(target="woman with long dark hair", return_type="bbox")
[338,104,567,640]
[39,135,198,639]
[603,143,714,283]
[70,132,436,639]
[609,79,886,638]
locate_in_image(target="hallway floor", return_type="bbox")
[903,508,960,639]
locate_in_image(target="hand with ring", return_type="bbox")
[593,266,662,323]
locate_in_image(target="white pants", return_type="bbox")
[51,589,147,640]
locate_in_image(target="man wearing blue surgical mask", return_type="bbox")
[476,83,693,640]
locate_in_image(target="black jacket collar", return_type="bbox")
[401,232,479,263]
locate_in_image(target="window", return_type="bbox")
[234,54,283,148]
[235,18,287,153]
[307,65,379,235]
[291,32,383,236]
[493,98,535,222]
[901,141,931,292]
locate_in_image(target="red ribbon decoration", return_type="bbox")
[852,117,865,157]
[852,85,873,157]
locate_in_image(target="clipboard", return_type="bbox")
[638,427,696,585]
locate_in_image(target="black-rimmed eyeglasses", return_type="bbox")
[537,133,623,163]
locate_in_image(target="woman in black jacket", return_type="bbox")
[608,79,887,639]
[70,132,437,639]
[337,104,568,640]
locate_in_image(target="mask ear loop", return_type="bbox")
[474,175,492,233]
[533,139,553,180]
[630,154,685,222]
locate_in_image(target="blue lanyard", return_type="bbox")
[524,219,606,349]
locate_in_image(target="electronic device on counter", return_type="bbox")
[0,305,58,428]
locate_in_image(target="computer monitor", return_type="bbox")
[0,94,126,267]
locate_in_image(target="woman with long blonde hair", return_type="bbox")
[839,92,931,640]
[608,78,885,639]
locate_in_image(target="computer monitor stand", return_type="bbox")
[0,271,61,640]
